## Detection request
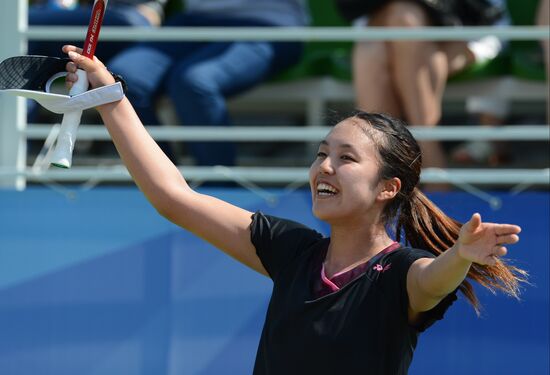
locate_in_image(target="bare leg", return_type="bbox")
[373,2,447,176]
[380,2,447,126]
[352,25,402,115]
[391,43,447,128]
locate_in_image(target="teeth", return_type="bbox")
[317,182,338,195]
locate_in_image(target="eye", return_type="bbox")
[316,151,327,159]
[341,154,356,162]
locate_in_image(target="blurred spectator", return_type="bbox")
[455,0,550,166]
[27,0,168,125]
[29,0,167,61]
[335,0,506,177]
[107,0,308,166]
[451,0,512,166]
[451,96,512,166]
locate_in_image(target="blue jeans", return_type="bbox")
[108,13,303,166]
[27,5,153,123]
[28,4,152,61]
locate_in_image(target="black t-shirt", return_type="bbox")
[250,212,457,375]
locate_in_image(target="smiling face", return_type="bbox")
[309,118,387,225]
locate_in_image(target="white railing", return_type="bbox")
[0,0,27,190]
[23,25,550,42]
[4,166,549,185]
[0,0,548,191]
[7,125,549,198]
[24,125,550,142]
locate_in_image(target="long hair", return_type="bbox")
[350,111,527,313]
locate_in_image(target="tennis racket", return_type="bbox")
[49,0,108,168]
[0,55,70,92]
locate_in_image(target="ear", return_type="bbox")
[377,177,401,202]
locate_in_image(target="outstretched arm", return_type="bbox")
[63,45,268,276]
[406,213,521,315]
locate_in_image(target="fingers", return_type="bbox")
[64,61,78,90]
[62,45,83,55]
[63,45,113,90]
[495,224,522,236]
[66,61,77,73]
[496,233,520,245]
[494,245,508,257]
[482,230,518,266]
[465,213,482,233]
[63,45,106,69]
[65,75,75,90]
[481,246,507,266]
[68,50,92,68]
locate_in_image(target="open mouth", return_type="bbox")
[316,182,339,197]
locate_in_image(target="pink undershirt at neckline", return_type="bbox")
[320,242,401,293]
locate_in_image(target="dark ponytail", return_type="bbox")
[351,111,528,313]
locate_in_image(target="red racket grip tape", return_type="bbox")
[82,0,107,59]
[49,0,108,169]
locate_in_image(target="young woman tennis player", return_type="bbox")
[63,45,526,375]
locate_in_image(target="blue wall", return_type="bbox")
[0,187,548,375]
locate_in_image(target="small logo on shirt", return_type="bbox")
[373,263,391,273]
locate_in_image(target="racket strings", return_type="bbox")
[0,56,69,91]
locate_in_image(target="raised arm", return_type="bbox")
[406,213,521,316]
[63,45,267,276]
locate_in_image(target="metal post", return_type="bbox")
[0,0,27,190]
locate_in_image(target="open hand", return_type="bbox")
[456,213,521,266]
